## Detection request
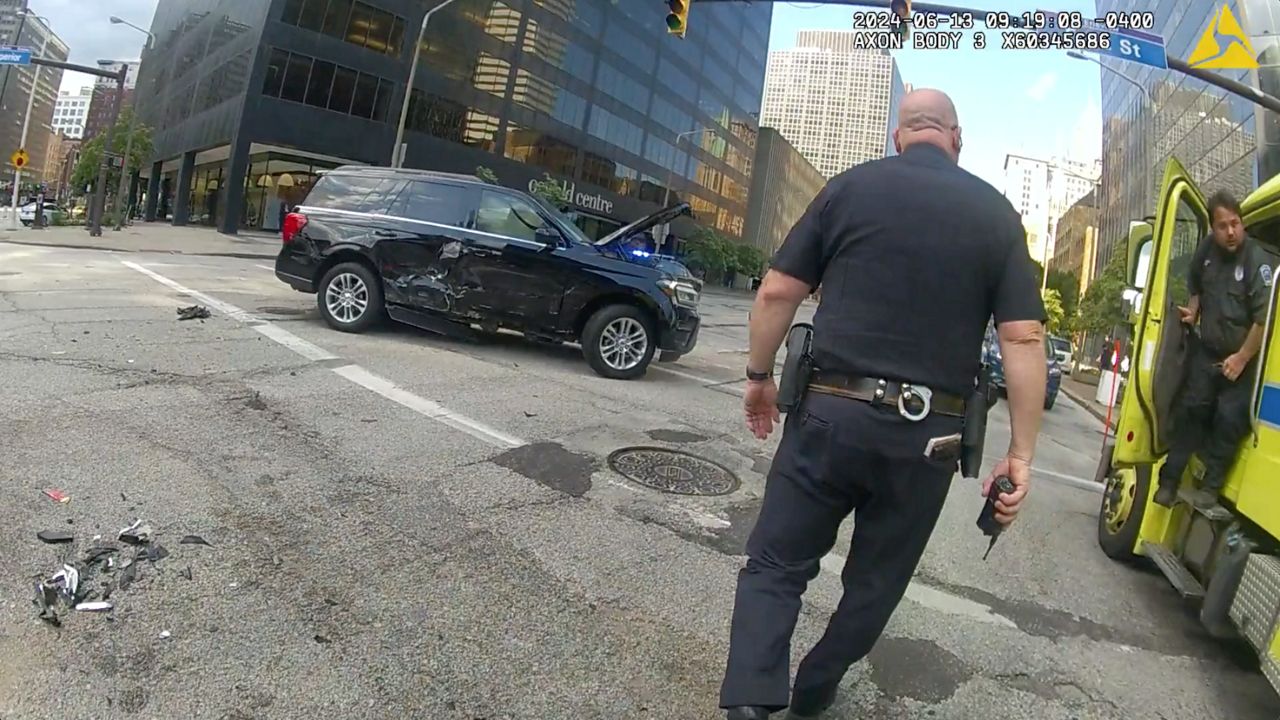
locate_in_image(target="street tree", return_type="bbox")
[1042,287,1065,335]
[71,109,153,197]
[1046,269,1080,329]
[1077,252,1127,335]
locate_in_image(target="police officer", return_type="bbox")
[1154,191,1273,510]
[719,89,1048,719]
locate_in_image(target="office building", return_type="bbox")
[760,30,904,178]
[132,0,771,238]
[1048,189,1100,299]
[84,60,141,141]
[52,86,92,139]
[1093,0,1280,278]
[0,1,68,181]
[744,127,825,255]
[1003,153,1099,269]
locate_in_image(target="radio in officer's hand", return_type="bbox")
[977,475,1016,560]
[777,323,815,414]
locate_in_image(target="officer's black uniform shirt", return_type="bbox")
[1188,234,1274,358]
[771,143,1046,399]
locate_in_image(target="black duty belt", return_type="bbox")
[809,370,966,420]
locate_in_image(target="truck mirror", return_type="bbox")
[1121,287,1142,321]
[1126,222,1153,290]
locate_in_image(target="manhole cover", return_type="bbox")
[607,447,740,496]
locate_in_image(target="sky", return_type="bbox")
[768,0,1104,191]
[36,0,1099,192]
[41,0,157,94]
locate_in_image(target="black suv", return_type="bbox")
[274,166,702,379]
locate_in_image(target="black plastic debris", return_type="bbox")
[179,535,212,547]
[313,634,331,644]
[37,530,74,544]
[118,560,139,591]
[118,519,152,546]
[146,544,169,563]
[176,305,211,321]
[179,566,192,581]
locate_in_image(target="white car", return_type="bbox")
[1049,336,1073,374]
[18,201,60,226]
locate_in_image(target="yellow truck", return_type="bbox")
[1098,157,1280,691]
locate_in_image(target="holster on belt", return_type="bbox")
[776,323,814,414]
[961,363,991,479]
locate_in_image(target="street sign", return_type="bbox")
[106,153,123,169]
[10,149,28,169]
[0,47,31,66]
[1038,11,1168,69]
[1101,28,1168,69]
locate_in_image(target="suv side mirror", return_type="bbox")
[534,225,562,249]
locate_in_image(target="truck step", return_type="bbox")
[1146,543,1205,600]
[1230,554,1280,653]
[1176,488,1233,522]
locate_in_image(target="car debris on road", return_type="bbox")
[176,305,211,321]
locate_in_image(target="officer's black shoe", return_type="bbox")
[726,707,770,720]
[788,683,839,718]
[1153,483,1178,508]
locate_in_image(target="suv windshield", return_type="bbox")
[1050,338,1070,353]
[529,195,593,245]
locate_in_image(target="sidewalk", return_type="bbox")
[0,222,279,259]
[1061,374,1123,425]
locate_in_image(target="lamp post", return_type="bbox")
[8,11,50,231]
[658,127,717,244]
[391,0,463,168]
[108,17,153,231]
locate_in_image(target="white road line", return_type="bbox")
[332,364,522,448]
[256,264,274,271]
[252,322,338,362]
[123,261,525,450]
[820,553,1018,628]
[651,365,745,396]
[1034,466,1102,492]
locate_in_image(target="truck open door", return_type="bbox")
[1099,158,1208,559]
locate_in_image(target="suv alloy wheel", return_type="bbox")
[582,304,656,380]
[318,261,385,333]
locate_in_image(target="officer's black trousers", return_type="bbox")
[1159,345,1254,491]
[719,395,954,711]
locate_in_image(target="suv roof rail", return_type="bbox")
[330,164,482,183]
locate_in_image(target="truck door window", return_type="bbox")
[1165,203,1204,309]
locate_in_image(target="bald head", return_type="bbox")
[893,88,962,161]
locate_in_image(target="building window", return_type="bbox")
[261,47,393,123]
[282,0,405,57]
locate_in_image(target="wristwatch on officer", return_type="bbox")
[746,367,773,382]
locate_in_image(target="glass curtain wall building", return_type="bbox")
[1094,0,1280,276]
[132,0,770,241]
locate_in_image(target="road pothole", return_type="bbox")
[607,447,740,496]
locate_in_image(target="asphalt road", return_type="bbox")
[0,242,1275,720]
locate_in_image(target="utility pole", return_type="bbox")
[89,64,127,237]
[8,31,47,231]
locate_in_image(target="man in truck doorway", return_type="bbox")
[1155,191,1272,510]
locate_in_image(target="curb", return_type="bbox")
[0,239,276,260]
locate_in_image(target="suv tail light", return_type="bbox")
[282,212,308,244]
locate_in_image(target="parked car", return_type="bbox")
[18,201,61,226]
[984,331,1062,410]
[274,166,702,379]
[1049,335,1073,373]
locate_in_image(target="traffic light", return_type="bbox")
[666,0,691,39]
[890,0,911,40]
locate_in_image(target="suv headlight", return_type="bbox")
[658,279,700,308]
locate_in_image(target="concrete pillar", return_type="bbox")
[144,161,161,221]
[172,150,196,227]
[218,137,250,235]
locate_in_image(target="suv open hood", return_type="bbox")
[594,202,693,247]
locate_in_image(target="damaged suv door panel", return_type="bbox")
[379,180,473,314]
[460,188,570,329]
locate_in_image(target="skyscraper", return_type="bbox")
[760,30,905,178]
[1003,153,1100,270]
[52,86,92,140]
[0,1,68,181]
